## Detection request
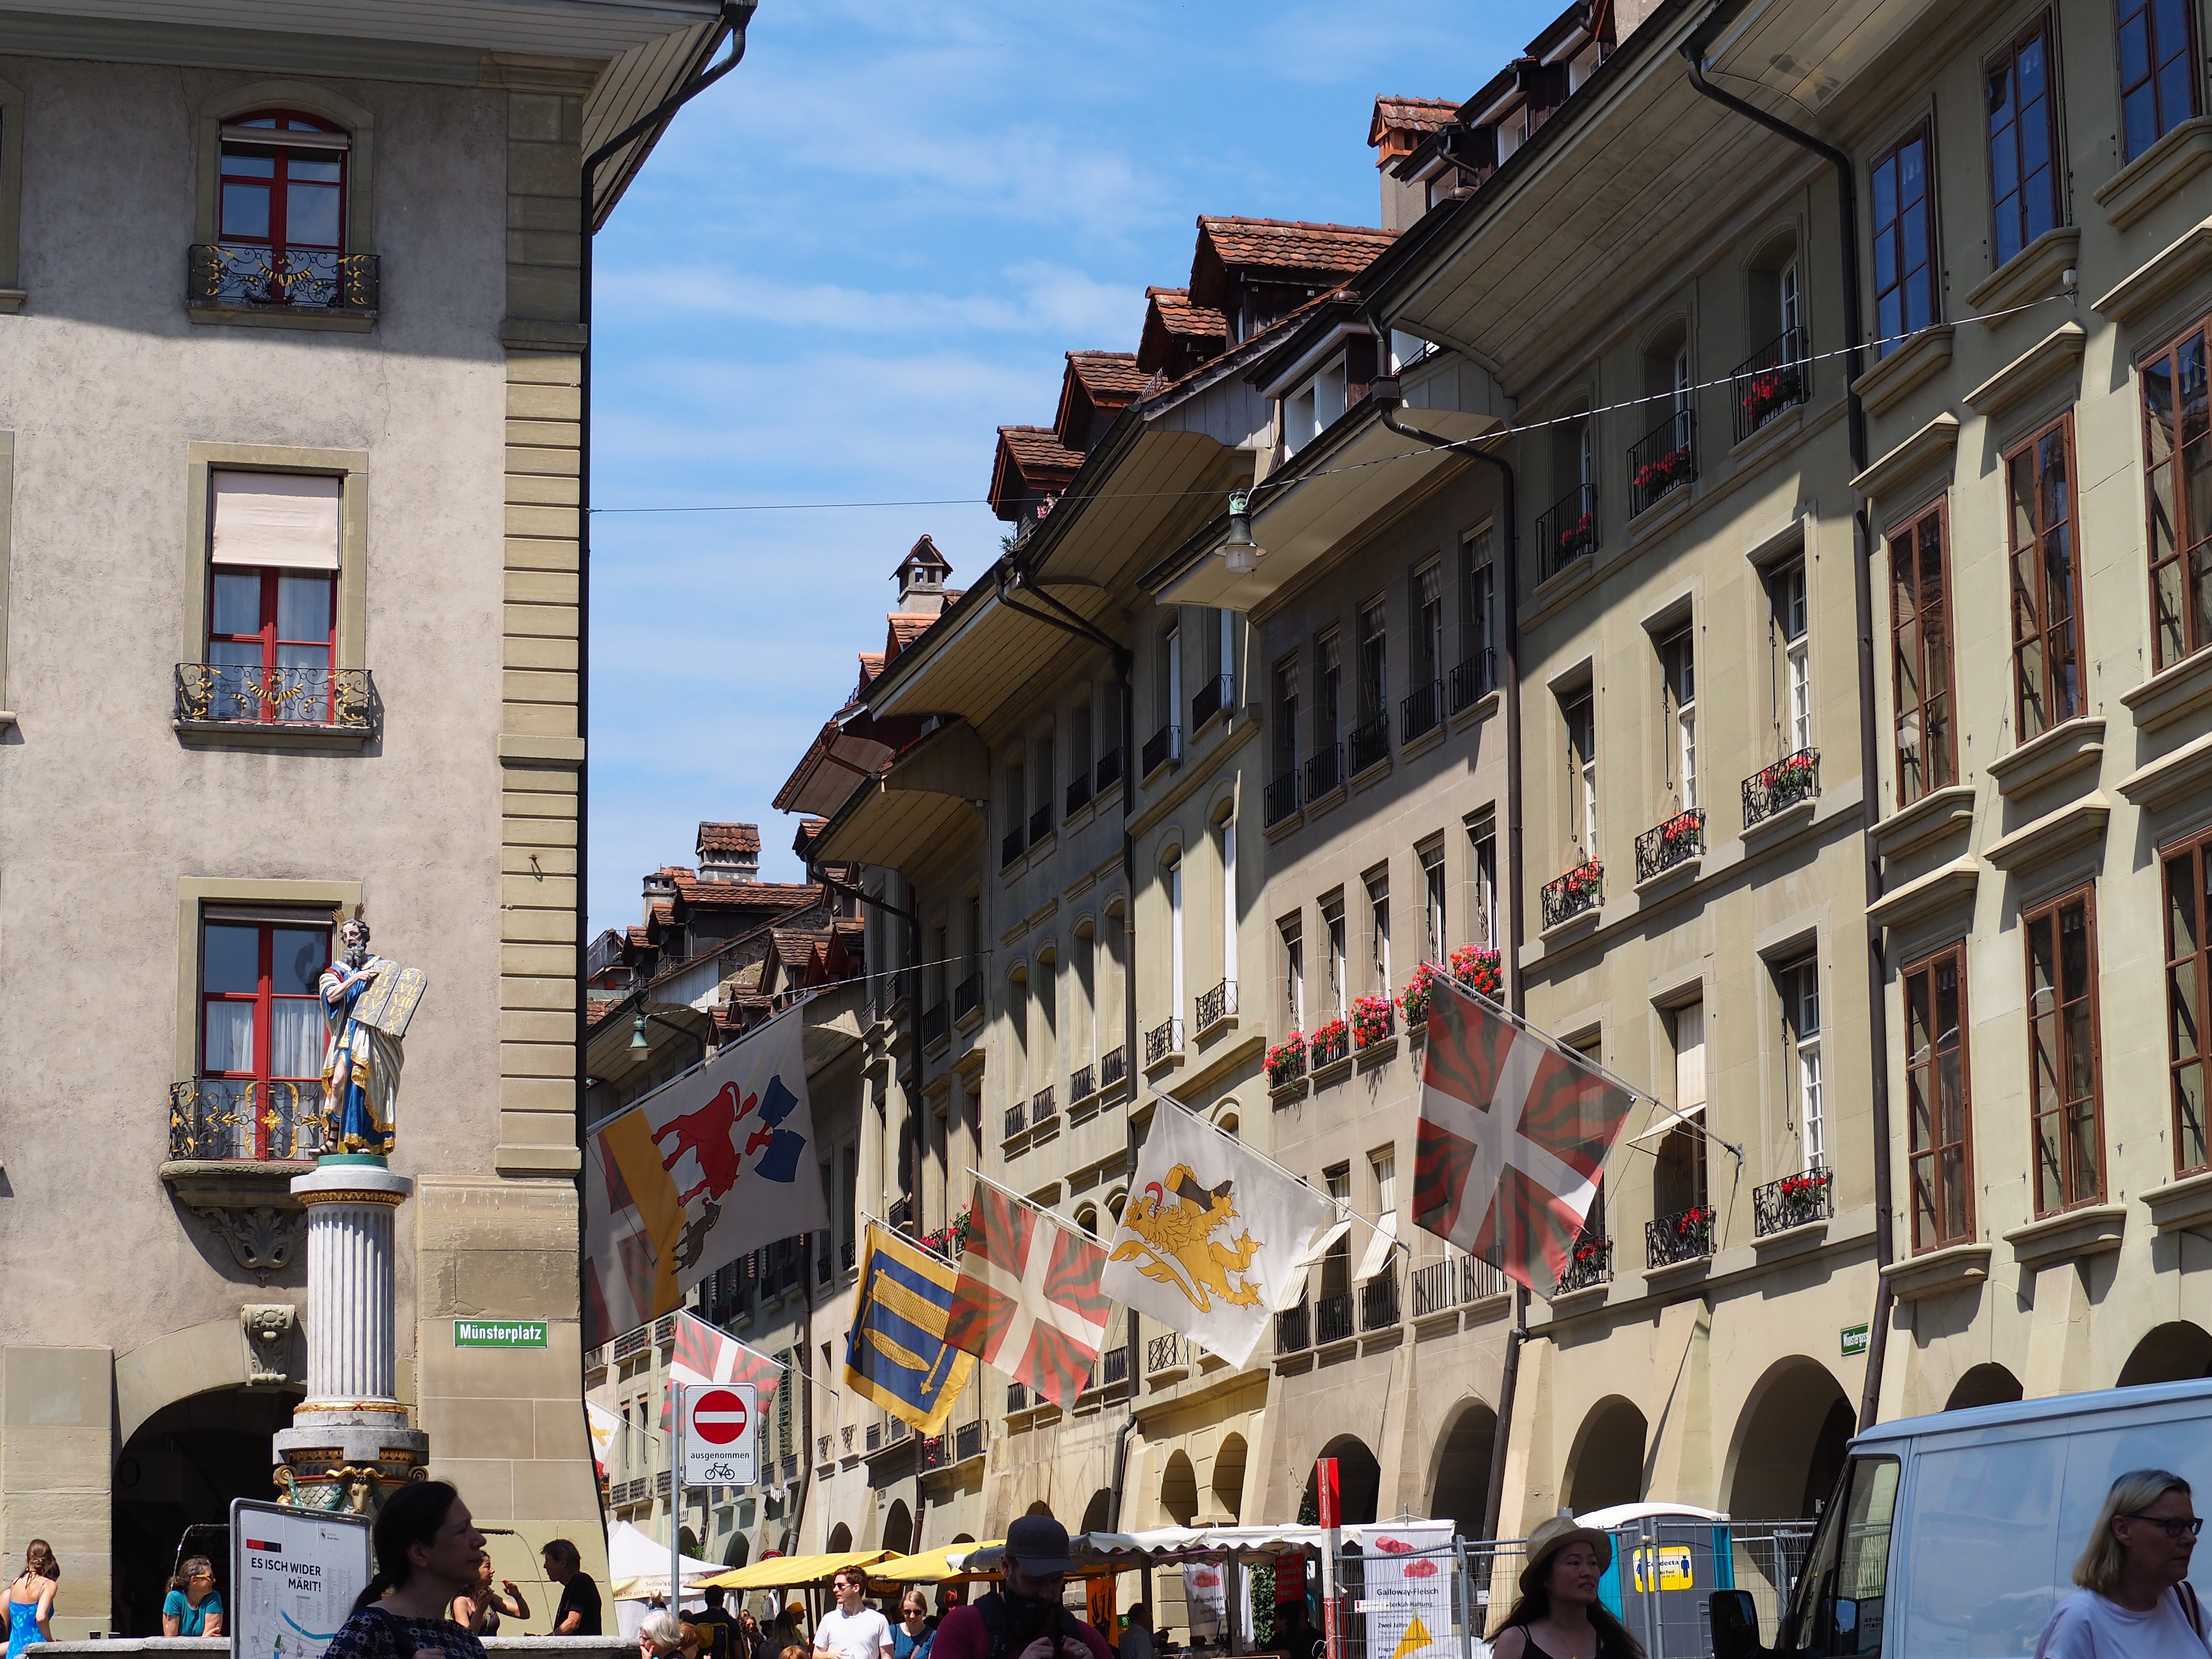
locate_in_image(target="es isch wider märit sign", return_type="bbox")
[453,1319,548,1348]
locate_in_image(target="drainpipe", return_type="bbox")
[1367,376,1526,1541]
[1683,27,1895,1430]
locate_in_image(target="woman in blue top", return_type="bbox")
[6,1540,57,1658]
[892,1592,933,1659]
[163,1557,224,1637]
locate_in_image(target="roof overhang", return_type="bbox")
[1253,320,1369,400]
[771,718,899,819]
[1694,0,1950,115]
[809,720,990,872]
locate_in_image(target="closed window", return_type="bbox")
[1773,562,1812,755]
[1869,123,1936,356]
[1322,892,1347,1022]
[1316,632,1342,749]
[1273,656,1300,780]
[1904,943,1974,1251]
[1661,625,1697,809]
[2142,314,2212,672]
[1461,529,1495,678]
[1415,564,1444,691]
[1563,688,1597,859]
[1280,916,1305,1032]
[1358,601,1387,721]
[2025,886,2103,1215]
[1420,839,1446,960]
[1365,867,1391,992]
[2007,415,2082,742]
[1467,811,1498,949]
[205,470,341,723]
[2164,833,2212,1176]
[220,112,347,258]
[1891,504,1956,807]
[1987,18,2062,269]
[200,914,331,1152]
[1780,958,1824,1170]
[2118,0,2199,161]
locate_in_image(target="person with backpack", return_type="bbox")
[930,1517,1110,1659]
[2035,1468,2208,1658]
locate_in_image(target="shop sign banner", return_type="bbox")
[1360,1522,1455,1659]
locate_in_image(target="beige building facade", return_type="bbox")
[0,0,739,1632]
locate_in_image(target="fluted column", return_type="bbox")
[303,1189,397,1404]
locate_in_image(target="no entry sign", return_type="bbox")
[680,1381,757,1487]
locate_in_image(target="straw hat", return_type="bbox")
[1516,1514,1612,1596]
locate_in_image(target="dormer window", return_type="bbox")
[1283,357,1347,458]
[1495,107,1528,162]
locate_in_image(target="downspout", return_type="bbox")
[1367,376,1526,1542]
[1682,30,1894,1430]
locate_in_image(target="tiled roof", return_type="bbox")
[1369,96,1461,147]
[695,822,760,854]
[1195,216,1396,274]
[887,614,936,653]
[997,425,1083,482]
[1142,282,1354,408]
[626,926,650,947]
[650,901,675,927]
[1146,286,1228,340]
[673,878,820,909]
[1067,351,1146,399]
[857,650,886,685]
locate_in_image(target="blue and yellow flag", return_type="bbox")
[844,1222,976,1434]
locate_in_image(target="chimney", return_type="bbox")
[894,534,953,617]
[695,823,760,883]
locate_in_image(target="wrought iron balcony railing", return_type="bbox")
[1627,410,1697,516]
[1449,649,1495,712]
[841,1237,856,1271]
[1755,1164,1834,1237]
[1410,1250,1511,1315]
[1031,1085,1055,1124]
[1141,724,1179,776]
[1069,1062,1094,1102]
[1146,1331,1184,1373]
[1555,1227,1612,1294]
[1191,672,1232,729]
[920,1001,950,1046]
[1144,1016,1184,1066]
[189,244,379,313]
[1743,746,1820,829]
[1360,1265,1400,1330]
[954,1419,984,1462]
[1401,678,1443,744]
[175,663,375,733]
[1634,809,1705,883]
[1541,859,1603,929]
[1095,746,1124,791]
[952,972,983,1022]
[169,1079,322,1161]
[1005,1382,1028,1414]
[1348,711,1389,775]
[1647,1203,1717,1267]
[1276,1299,1311,1354]
[1000,827,1023,867]
[1537,481,1597,581]
[1099,1342,1130,1386]
[1100,1045,1127,1090]
[1028,803,1052,844]
[1264,770,1300,826]
[1304,741,1343,800]
[817,1251,831,1284]
[1004,1103,1026,1139]
[1315,1290,1355,1345]
[1732,325,1810,442]
[1195,978,1238,1031]
[1066,771,1093,815]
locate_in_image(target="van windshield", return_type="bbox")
[1776,1454,1899,1656]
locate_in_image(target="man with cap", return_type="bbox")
[932,1515,1113,1659]
[1489,1514,1641,1659]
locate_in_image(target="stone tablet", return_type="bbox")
[352,963,428,1037]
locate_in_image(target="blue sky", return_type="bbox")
[585,0,1560,938]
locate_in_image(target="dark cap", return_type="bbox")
[1005,1514,1076,1575]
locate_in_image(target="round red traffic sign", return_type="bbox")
[691,1388,750,1445]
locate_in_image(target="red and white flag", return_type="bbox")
[1412,974,1635,1292]
[943,1183,1111,1408]
[660,1309,781,1429]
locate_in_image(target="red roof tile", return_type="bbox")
[695,822,760,854]
[1194,216,1396,274]
[1067,350,1147,399]
[673,878,820,909]
[1146,286,1228,340]
[1369,96,1461,151]
[887,614,937,655]
[989,425,1084,520]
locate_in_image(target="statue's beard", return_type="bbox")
[345,942,368,970]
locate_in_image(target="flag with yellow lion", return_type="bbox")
[1101,1098,1334,1367]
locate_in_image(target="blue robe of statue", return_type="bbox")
[321,956,402,1155]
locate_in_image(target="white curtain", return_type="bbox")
[272,999,325,1079]
[204,1004,255,1074]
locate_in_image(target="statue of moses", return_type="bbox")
[320,916,403,1156]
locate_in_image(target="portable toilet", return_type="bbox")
[1575,1503,1731,1659]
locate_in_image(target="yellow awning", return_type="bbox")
[867,1542,1003,1585]
[698,1550,894,1591]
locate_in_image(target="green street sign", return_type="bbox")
[1841,1322,1870,1357]
[454,1319,548,1348]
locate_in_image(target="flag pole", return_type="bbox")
[861,1210,959,1266]
[964,1167,1086,1230]
[1149,1093,1410,1263]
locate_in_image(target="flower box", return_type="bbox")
[1448,944,1503,1000]
[1351,995,1395,1050]
[1309,1019,1350,1069]
[1265,1036,1308,1090]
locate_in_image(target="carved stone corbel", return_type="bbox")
[194,1203,307,1278]
[241,1303,298,1386]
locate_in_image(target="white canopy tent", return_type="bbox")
[606,1517,727,1603]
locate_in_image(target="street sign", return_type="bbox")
[681,1381,757,1486]
[453,1319,547,1348]
[229,1498,372,1659]
[1841,1322,1870,1357]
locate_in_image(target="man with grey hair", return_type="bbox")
[320,915,403,1155]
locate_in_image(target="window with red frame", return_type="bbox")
[2143,313,2212,671]
[2024,885,2104,1215]
[1904,941,1974,1250]
[1891,502,1956,808]
[2117,0,2199,162]
[201,917,331,1154]
[219,112,346,262]
[1870,122,1936,358]
[1986,18,2062,270]
[209,565,336,721]
[2007,415,2082,742]
[2162,832,2212,1177]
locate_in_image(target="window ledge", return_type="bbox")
[1751,1216,1830,1260]
[1529,552,1598,616]
[0,710,16,731]
[1142,1047,1185,1079]
[1353,1034,1399,1070]
[2097,116,2212,230]
[0,290,23,315]
[1982,792,2109,877]
[1449,687,1503,732]
[1264,807,1306,842]
[1867,855,1980,935]
[1399,721,1447,764]
[1348,753,1395,792]
[1985,715,2103,798]
[2119,727,2212,812]
[1540,903,1604,944]
[2143,1168,2212,1235]
[1303,782,1347,819]
[1851,412,1960,505]
[1634,855,1700,899]
[1624,480,1696,544]
[1540,1282,1610,1319]
[1963,323,2085,427]
[1641,1253,1712,1292]
[2120,646,2212,733]
[1193,1012,1238,1045]
[1309,1054,1355,1091]
[494,1142,581,1177]
[1742,794,1818,852]
[1268,1077,1310,1107]
[2003,1202,2126,1272]
[1874,783,1977,862]
[1880,1241,1992,1302]
[1964,225,2080,315]
[187,302,376,333]
[1728,402,1805,470]
[2095,216,2212,325]
[1851,325,1955,421]
[953,1006,985,1035]
[173,718,373,751]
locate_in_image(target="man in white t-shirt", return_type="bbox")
[815,1567,894,1659]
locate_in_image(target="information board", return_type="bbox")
[680,1381,757,1487]
[230,1498,373,1659]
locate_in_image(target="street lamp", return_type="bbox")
[631,1012,650,1051]
[1223,491,1263,575]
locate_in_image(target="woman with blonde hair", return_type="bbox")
[5,1543,55,1659]
[2034,1467,2208,1657]
[640,1610,687,1659]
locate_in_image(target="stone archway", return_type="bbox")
[882,1503,913,1557]
[1723,1358,1853,1519]
[827,1523,853,1554]
[1080,1489,1113,1535]
[1946,1363,2025,1410]
[1161,1451,1199,1526]
[2118,1322,2212,1385]
[724,1533,751,1569]
[1429,1401,1497,1538]
[1212,1434,1248,1522]
[1565,1397,1647,1514]
[1299,1435,1382,1526]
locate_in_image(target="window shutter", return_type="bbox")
[212,470,340,570]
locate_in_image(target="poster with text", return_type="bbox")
[1360,1521,1455,1659]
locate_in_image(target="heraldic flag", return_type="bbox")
[844,1222,977,1435]
[659,1309,782,1430]
[944,1182,1111,1409]
[1412,973,1635,1292]
[583,1004,829,1346]
[1101,1100,1334,1369]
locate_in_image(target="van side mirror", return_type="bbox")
[1709,1589,1764,1659]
